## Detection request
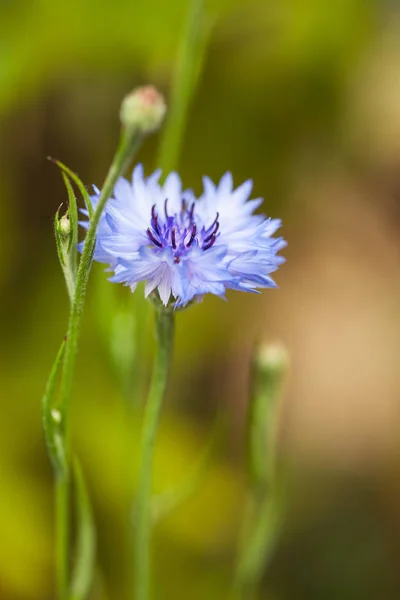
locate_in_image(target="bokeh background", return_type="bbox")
[2,0,400,598]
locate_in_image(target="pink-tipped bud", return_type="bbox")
[120,85,166,134]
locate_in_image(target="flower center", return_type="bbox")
[146,199,219,263]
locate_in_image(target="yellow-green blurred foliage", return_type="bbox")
[2,1,400,599]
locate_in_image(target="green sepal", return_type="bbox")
[54,207,67,268]
[54,205,75,304]
[53,164,87,303]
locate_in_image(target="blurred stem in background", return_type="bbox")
[43,87,166,600]
[94,279,151,407]
[233,342,289,600]
[134,308,175,600]
[157,0,214,174]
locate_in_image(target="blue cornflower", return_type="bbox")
[80,165,286,307]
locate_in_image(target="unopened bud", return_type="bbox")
[57,214,71,236]
[255,341,289,377]
[120,85,166,134]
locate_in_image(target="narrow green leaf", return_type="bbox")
[61,172,78,265]
[69,457,96,600]
[49,157,94,218]
[42,338,67,476]
[54,209,66,268]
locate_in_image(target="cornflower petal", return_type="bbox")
[79,165,286,307]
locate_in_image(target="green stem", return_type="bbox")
[55,128,142,599]
[56,474,70,600]
[238,496,280,596]
[134,309,175,600]
[233,344,288,599]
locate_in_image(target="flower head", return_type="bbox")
[80,165,286,307]
[120,86,166,134]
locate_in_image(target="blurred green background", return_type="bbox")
[3,0,400,598]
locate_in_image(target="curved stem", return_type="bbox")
[134,309,174,600]
[59,130,141,441]
[55,129,142,599]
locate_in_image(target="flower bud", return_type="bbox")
[120,85,166,135]
[57,214,71,237]
[255,341,289,378]
[54,208,76,301]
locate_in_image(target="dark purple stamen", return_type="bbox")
[147,228,163,248]
[204,227,217,244]
[210,212,219,228]
[202,235,216,251]
[188,202,195,221]
[151,204,160,233]
[147,203,219,254]
[203,219,220,244]
[186,223,197,247]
